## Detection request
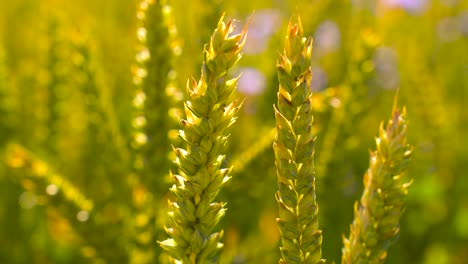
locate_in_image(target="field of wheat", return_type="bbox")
[0,0,467,263]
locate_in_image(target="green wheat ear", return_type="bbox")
[129,1,180,263]
[159,15,247,264]
[132,0,178,188]
[274,16,325,264]
[341,105,413,264]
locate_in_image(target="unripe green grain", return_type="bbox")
[274,16,325,264]
[342,106,413,264]
[130,1,181,263]
[159,15,246,264]
[132,0,178,187]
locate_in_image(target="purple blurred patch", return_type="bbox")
[242,9,282,54]
[459,11,468,36]
[373,47,399,90]
[237,67,267,96]
[382,0,428,14]
[436,17,462,42]
[310,66,328,92]
[314,20,341,56]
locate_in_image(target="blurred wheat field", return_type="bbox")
[0,0,467,263]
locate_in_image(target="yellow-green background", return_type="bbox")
[0,0,467,263]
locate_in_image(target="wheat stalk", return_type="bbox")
[132,0,177,186]
[159,15,246,263]
[129,0,181,263]
[342,105,413,264]
[274,16,325,264]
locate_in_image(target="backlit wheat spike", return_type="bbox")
[132,0,178,189]
[130,0,180,263]
[274,16,325,264]
[159,15,247,264]
[341,105,413,264]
